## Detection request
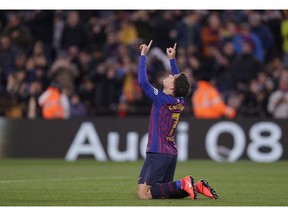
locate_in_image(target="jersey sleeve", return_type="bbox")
[138,55,165,106]
[170,58,180,75]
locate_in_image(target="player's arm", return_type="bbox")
[166,43,180,75]
[138,40,162,104]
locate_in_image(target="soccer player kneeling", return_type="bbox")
[137,40,218,200]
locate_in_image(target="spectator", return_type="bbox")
[117,99,129,118]
[237,23,265,62]
[90,45,105,70]
[26,10,54,60]
[47,52,79,94]
[249,12,275,62]
[70,94,87,118]
[19,80,43,119]
[122,65,143,105]
[87,16,106,49]
[2,12,32,53]
[216,41,238,93]
[74,50,93,84]
[175,11,202,51]
[221,21,240,46]
[131,11,154,42]
[1,71,25,118]
[38,82,64,119]
[118,19,138,46]
[229,41,263,88]
[262,10,283,58]
[91,61,123,114]
[14,52,27,71]
[192,79,236,119]
[267,71,288,118]
[104,31,120,58]
[52,11,65,58]
[60,11,87,51]
[237,74,273,117]
[153,11,177,51]
[25,41,49,86]
[265,56,285,81]
[0,35,18,87]
[191,64,236,119]
[201,13,222,58]
[78,78,95,116]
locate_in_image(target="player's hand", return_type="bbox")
[140,40,153,56]
[166,43,177,60]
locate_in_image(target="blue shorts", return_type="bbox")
[138,153,177,186]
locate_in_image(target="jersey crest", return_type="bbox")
[153,88,159,95]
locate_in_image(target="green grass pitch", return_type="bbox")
[0,159,288,207]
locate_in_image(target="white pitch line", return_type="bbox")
[0,176,133,184]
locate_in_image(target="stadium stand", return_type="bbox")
[0,10,288,119]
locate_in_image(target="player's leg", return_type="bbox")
[138,153,173,199]
[161,154,177,183]
[150,175,197,200]
[138,153,197,200]
[160,155,190,199]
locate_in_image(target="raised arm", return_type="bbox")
[166,43,180,75]
[138,54,150,92]
[138,40,153,90]
[138,40,161,103]
[138,41,168,106]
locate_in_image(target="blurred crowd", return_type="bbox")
[1,10,288,119]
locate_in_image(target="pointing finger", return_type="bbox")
[147,40,153,49]
[173,43,177,50]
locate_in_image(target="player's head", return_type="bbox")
[163,73,191,97]
[174,73,191,97]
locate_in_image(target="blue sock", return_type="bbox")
[176,180,182,189]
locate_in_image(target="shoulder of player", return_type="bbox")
[154,88,185,104]
[165,94,184,105]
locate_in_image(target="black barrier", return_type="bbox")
[0,117,287,162]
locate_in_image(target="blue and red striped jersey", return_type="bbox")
[138,55,186,155]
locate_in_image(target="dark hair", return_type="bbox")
[173,73,191,97]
